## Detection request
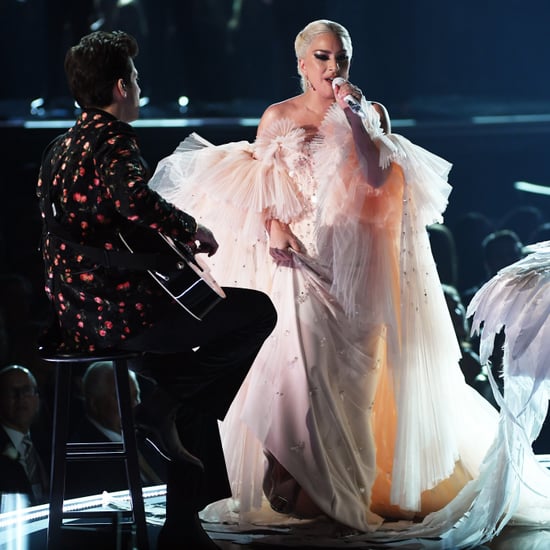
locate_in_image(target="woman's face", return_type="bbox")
[299,32,350,98]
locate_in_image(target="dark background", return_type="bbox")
[2,0,550,309]
[4,1,550,114]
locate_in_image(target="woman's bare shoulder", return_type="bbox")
[258,96,303,134]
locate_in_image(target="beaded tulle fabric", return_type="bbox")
[149,105,550,548]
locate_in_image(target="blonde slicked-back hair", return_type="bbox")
[294,19,353,92]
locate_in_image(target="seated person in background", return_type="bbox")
[427,226,489,400]
[428,223,459,289]
[451,211,495,304]
[441,284,492,404]
[477,230,525,395]
[482,229,525,279]
[497,204,543,244]
[462,229,528,402]
[65,361,166,498]
[527,221,550,245]
[461,229,525,307]
[0,365,50,506]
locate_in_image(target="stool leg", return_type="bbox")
[47,362,71,550]
[114,359,149,550]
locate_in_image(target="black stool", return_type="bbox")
[40,349,149,550]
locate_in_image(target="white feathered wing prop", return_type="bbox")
[456,240,550,543]
[468,240,550,389]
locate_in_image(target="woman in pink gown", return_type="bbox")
[149,19,550,548]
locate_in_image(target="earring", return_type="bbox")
[307,78,316,91]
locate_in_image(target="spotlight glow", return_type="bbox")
[514,181,550,196]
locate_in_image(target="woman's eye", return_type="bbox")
[314,53,329,61]
[337,55,349,63]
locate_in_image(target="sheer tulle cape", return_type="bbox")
[148,107,550,546]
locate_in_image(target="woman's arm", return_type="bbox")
[266,218,301,250]
[344,102,390,189]
[266,218,303,266]
[256,102,304,264]
[333,80,390,188]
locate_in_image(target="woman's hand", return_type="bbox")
[267,219,302,267]
[333,78,389,189]
[332,78,363,112]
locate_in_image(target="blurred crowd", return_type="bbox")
[0,243,167,508]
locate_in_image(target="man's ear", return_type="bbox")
[116,78,127,99]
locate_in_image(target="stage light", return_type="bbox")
[514,181,550,196]
[0,485,167,546]
[29,98,45,117]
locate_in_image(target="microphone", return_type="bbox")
[332,77,366,119]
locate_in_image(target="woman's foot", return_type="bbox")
[262,450,322,518]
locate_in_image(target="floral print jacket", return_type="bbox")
[37,109,197,351]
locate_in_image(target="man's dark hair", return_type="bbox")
[64,30,138,109]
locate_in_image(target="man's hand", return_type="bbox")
[193,224,219,256]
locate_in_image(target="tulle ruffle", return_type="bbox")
[150,124,310,242]
[311,105,473,512]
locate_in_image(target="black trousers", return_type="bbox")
[121,287,277,517]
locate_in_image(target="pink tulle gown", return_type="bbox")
[148,103,550,548]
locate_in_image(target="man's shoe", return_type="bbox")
[157,515,219,549]
[134,400,203,470]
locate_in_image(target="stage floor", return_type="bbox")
[3,480,550,550]
[211,522,550,549]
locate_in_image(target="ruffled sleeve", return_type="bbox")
[149,120,310,239]
[252,118,310,222]
[148,120,315,290]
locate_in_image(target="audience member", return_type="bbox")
[527,221,550,245]
[498,204,544,244]
[427,225,489,398]
[428,223,459,288]
[482,229,525,280]
[441,284,492,403]
[460,227,523,307]
[463,230,526,399]
[451,211,494,304]
[0,365,50,506]
[65,361,166,498]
